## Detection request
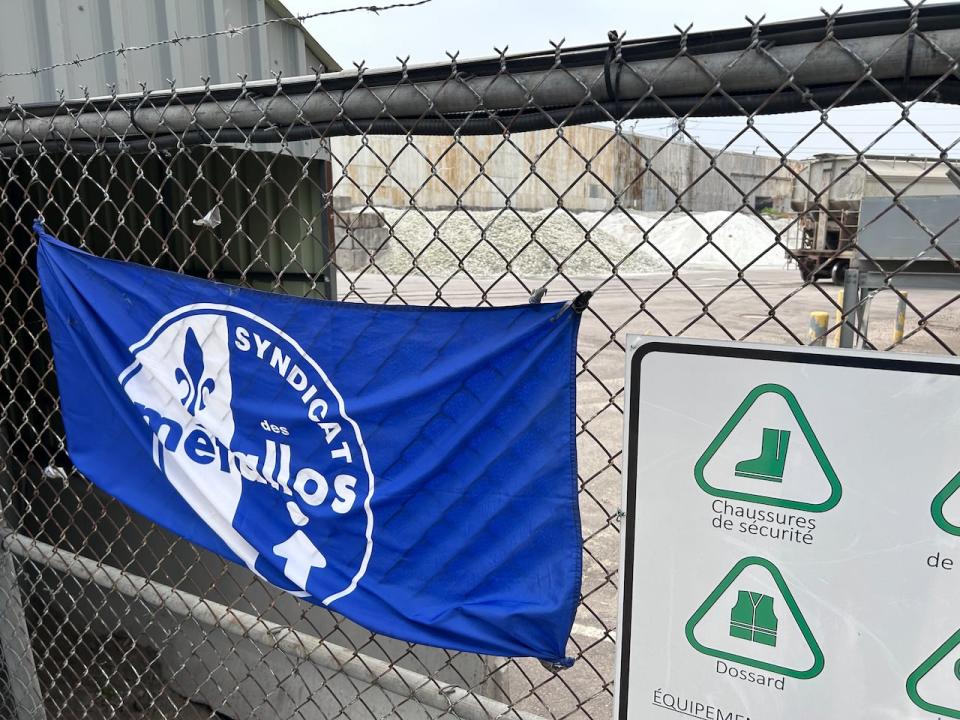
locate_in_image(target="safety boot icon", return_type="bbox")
[735,428,790,483]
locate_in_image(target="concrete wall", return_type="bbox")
[330,125,796,213]
[334,208,391,272]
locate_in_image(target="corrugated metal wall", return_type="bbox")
[0,0,337,103]
[5,146,334,294]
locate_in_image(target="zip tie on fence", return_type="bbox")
[552,291,593,321]
[539,659,571,673]
[126,97,151,144]
[41,465,69,485]
[572,290,593,313]
[902,1,919,89]
[603,30,624,121]
[528,287,548,304]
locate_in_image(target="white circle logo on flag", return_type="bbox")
[118,303,374,605]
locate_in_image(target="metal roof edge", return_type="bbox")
[264,0,343,72]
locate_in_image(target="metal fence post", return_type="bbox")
[894,292,909,345]
[0,419,44,720]
[832,290,844,347]
[0,525,45,720]
[839,268,861,349]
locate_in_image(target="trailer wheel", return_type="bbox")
[830,260,848,285]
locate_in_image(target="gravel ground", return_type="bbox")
[368,208,798,278]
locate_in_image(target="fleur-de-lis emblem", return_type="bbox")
[175,327,215,415]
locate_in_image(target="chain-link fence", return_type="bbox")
[3,3,960,719]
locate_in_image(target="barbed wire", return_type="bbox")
[1,0,435,81]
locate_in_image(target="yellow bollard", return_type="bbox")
[833,290,843,347]
[809,311,829,347]
[894,292,908,345]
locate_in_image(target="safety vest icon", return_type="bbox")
[730,590,778,647]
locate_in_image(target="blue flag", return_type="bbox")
[36,223,582,664]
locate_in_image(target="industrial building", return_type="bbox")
[332,125,797,213]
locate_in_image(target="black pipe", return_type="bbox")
[5,76,957,155]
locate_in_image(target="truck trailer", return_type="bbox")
[791,154,960,283]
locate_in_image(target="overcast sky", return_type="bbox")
[288,0,960,159]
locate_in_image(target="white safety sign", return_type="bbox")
[615,337,960,720]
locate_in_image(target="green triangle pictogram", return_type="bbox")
[694,383,842,513]
[906,628,960,718]
[931,471,960,535]
[685,556,825,680]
